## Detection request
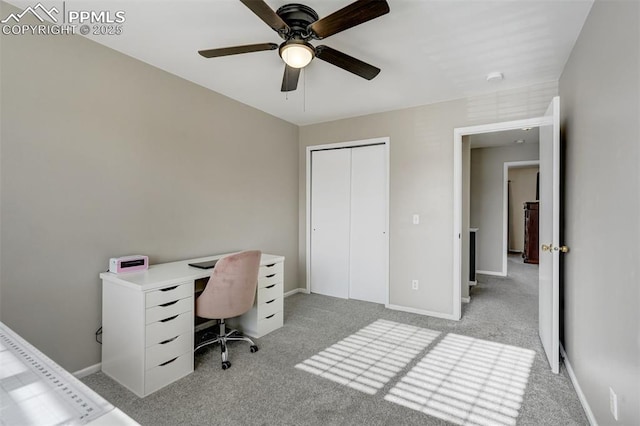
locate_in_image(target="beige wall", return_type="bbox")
[508,167,539,252]
[469,144,539,274]
[559,0,639,424]
[0,5,299,372]
[299,84,556,317]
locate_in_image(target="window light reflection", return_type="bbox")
[296,319,440,395]
[385,333,535,426]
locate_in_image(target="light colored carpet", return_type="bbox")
[82,255,588,425]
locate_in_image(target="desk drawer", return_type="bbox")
[258,273,282,288]
[259,262,283,279]
[146,312,192,347]
[258,263,284,281]
[256,311,283,337]
[146,333,192,370]
[145,352,192,396]
[146,282,193,308]
[257,281,282,304]
[146,297,192,325]
[257,297,283,318]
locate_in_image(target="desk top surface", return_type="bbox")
[100,252,284,291]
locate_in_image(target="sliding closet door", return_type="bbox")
[349,145,387,304]
[310,149,351,298]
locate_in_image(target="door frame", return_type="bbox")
[306,137,390,304]
[453,118,551,320]
[502,160,540,274]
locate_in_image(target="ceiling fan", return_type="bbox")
[198,0,390,92]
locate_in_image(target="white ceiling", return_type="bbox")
[9,0,593,125]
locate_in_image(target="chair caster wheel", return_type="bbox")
[250,345,259,353]
[221,361,231,370]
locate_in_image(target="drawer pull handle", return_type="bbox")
[160,286,178,292]
[160,336,178,344]
[265,314,275,319]
[265,263,276,268]
[266,284,276,289]
[160,315,179,323]
[159,300,178,307]
[266,274,276,278]
[266,299,275,304]
[159,357,178,367]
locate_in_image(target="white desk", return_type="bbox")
[0,321,138,425]
[100,253,285,398]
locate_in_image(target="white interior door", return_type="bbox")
[539,96,561,374]
[310,149,351,298]
[349,145,387,304]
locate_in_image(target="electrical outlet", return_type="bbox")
[412,280,419,290]
[609,387,618,421]
[413,214,420,225]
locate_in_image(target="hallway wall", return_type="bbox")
[470,143,539,274]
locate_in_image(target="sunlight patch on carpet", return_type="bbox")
[384,333,535,425]
[295,319,440,394]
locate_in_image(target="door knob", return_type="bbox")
[541,244,569,253]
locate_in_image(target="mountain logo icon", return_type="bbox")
[1,3,59,24]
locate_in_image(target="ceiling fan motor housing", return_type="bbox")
[276,3,319,40]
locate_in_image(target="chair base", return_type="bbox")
[194,319,258,369]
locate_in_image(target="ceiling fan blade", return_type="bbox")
[315,45,380,80]
[239,0,290,35]
[198,43,278,58]
[308,0,389,40]
[281,66,301,92]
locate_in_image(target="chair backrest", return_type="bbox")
[195,250,261,320]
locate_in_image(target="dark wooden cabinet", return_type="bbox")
[523,202,539,264]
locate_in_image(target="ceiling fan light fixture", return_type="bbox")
[279,41,314,68]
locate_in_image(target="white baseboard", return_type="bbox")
[560,344,598,426]
[386,304,458,321]
[476,270,507,277]
[461,297,471,303]
[284,288,307,298]
[73,362,101,378]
